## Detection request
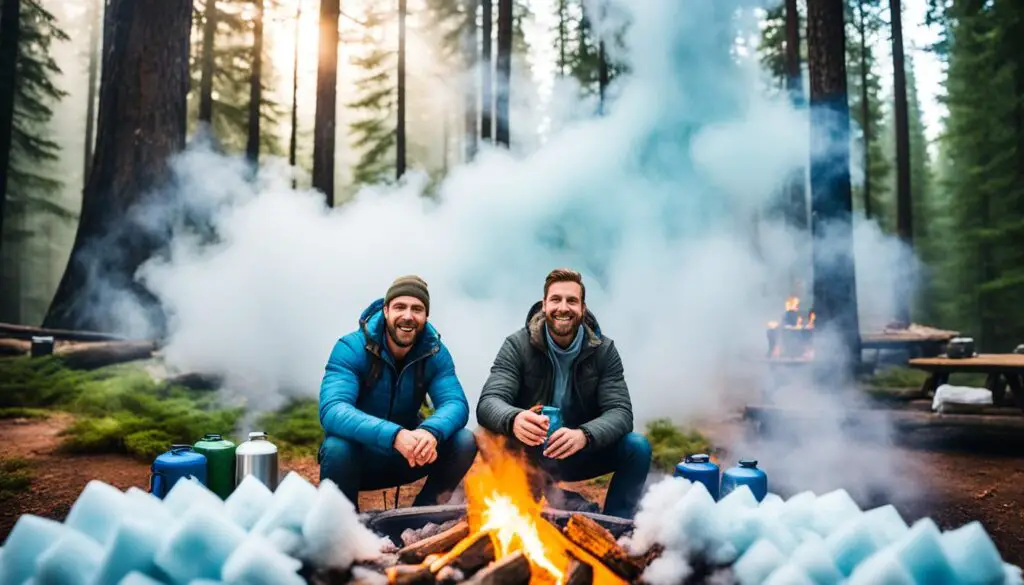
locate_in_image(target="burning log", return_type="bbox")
[399,521,471,564]
[388,565,435,585]
[565,553,594,585]
[428,531,496,575]
[564,514,644,581]
[461,551,530,585]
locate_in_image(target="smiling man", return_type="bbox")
[318,275,477,508]
[476,268,652,518]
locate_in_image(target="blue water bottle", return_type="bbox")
[540,406,562,448]
[721,459,768,502]
[150,445,208,499]
[674,454,721,500]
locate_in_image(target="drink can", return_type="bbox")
[540,406,562,446]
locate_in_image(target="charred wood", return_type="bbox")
[564,514,644,580]
[462,551,530,585]
[387,564,435,585]
[428,531,495,576]
[399,521,470,563]
[565,552,594,585]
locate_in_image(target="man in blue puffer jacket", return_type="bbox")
[318,275,477,508]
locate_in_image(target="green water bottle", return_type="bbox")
[193,433,237,499]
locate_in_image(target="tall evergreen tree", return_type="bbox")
[0,0,74,323]
[348,4,397,187]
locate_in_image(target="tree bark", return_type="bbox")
[480,0,493,143]
[806,0,861,375]
[312,0,340,206]
[289,0,301,188]
[397,0,407,179]
[198,0,217,123]
[463,2,478,161]
[890,0,912,326]
[783,0,807,230]
[494,0,512,147]
[84,0,103,180]
[246,0,264,164]
[557,0,566,75]
[858,0,871,220]
[598,40,609,114]
[44,0,191,333]
[0,0,22,262]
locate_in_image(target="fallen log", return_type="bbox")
[564,514,644,581]
[0,322,130,342]
[55,340,158,370]
[0,338,29,356]
[399,521,471,564]
[462,551,530,585]
[565,553,594,585]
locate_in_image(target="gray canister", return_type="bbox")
[235,431,279,491]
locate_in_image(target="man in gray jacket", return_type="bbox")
[476,268,652,518]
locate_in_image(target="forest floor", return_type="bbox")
[1,409,1022,567]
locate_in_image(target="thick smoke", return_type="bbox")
[96,0,917,502]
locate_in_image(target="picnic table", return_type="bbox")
[908,354,1024,412]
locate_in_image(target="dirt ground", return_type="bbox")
[1,414,1021,568]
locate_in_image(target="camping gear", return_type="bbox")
[236,431,279,491]
[675,454,721,500]
[946,337,975,358]
[540,406,563,449]
[720,459,768,502]
[150,445,207,499]
[193,433,237,499]
[30,336,54,357]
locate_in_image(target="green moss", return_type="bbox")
[0,457,34,501]
[0,357,243,461]
[644,418,715,474]
[0,407,50,419]
[258,399,323,457]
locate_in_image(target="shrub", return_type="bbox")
[0,457,34,501]
[644,418,715,474]
[259,399,323,457]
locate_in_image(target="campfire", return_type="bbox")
[373,434,650,585]
[766,296,815,359]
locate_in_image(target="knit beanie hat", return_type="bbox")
[385,275,430,314]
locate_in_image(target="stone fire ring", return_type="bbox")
[361,504,635,544]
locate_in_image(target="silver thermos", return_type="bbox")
[235,431,279,491]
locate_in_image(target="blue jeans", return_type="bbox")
[532,432,652,518]
[319,428,478,510]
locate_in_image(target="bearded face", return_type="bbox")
[384,296,427,348]
[543,281,585,339]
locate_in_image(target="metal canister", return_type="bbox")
[235,431,279,491]
[193,433,237,499]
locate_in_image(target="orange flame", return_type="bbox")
[785,296,800,312]
[458,433,627,585]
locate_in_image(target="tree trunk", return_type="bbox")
[44,0,191,333]
[806,0,861,375]
[782,0,807,230]
[557,0,566,75]
[312,0,340,206]
[0,0,22,262]
[397,0,407,180]
[480,0,493,143]
[494,0,511,147]
[198,0,217,123]
[858,0,872,220]
[246,0,264,164]
[598,41,608,114]
[890,0,912,326]
[289,0,301,188]
[84,0,103,180]
[462,3,478,161]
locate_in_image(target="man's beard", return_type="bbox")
[545,311,581,337]
[387,321,421,348]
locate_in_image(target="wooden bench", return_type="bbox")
[908,354,1024,412]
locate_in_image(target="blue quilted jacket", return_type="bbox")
[318,298,470,451]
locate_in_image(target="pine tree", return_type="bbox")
[0,0,74,323]
[348,5,398,187]
[188,0,285,155]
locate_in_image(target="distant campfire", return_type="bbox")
[766,296,815,359]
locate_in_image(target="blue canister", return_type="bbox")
[150,444,208,499]
[674,454,721,500]
[541,406,563,447]
[721,459,768,502]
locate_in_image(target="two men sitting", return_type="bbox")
[317,270,652,518]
